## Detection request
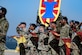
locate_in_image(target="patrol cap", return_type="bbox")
[30,23,37,28]
[0,6,7,15]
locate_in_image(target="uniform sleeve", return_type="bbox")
[0,20,9,36]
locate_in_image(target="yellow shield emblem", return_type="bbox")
[39,0,61,26]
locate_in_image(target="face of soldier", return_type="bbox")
[20,24,26,28]
[62,19,66,23]
[29,25,35,30]
[75,23,79,27]
[72,27,77,32]
[38,26,44,33]
[50,23,56,29]
[69,22,74,27]
[61,19,66,25]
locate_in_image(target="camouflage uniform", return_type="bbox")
[70,27,82,55]
[59,24,70,46]
[38,32,49,55]
[59,24,70,55]
[26,30,38,55]
[16,26,28,55]
[71,29,82,55]
[56,20,62,33]
[0,17,9,55]
[71,42,80,55]
[48,31,59,55]
[16,27,28,37]
[16,27,28,44]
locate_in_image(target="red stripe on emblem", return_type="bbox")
[47,0,54,2]
[42,0,45,7]
[53,10,58,15]
[41,10,45,14]
[50,18,54,22]
[54,0,59,8]
[42,18,46,23]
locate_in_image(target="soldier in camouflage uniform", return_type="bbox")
[16,22,28,45]
[16,22,27,36]
[59,17,70,55]
[69,20,75,39]
[16,22,27,55]
[0,6,9,55]
[71,22,82,55]
[48,22,60,55]
[26,24,38,55]
[38,24,49,55]
[75,21,80,32]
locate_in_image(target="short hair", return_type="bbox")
[75,21,79,25]
[63,17,68,22]
[30,23,37,28]
[0,6,7,15]
[39,24,45,28]
[20,22,26,26]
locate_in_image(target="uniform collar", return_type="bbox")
[0,17,5,20]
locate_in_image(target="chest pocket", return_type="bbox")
[61,27,67,34]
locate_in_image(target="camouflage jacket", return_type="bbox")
[60,24,70,38]
[0,17,9,41]
[38,32,48,50]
